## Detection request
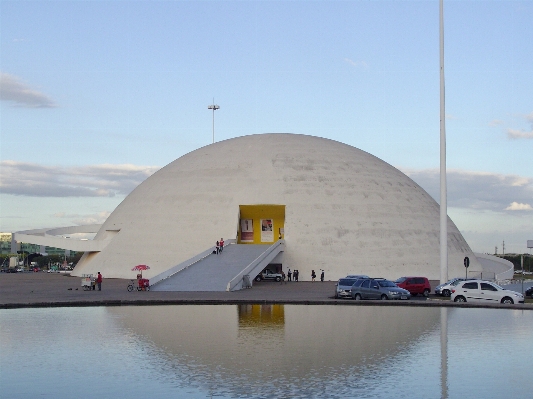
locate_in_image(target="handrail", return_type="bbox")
[226,240,285,291]
[150,239,236,286]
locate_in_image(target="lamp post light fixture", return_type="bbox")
[208,100,220,144]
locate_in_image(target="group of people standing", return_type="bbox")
[215,238,225,254]
[282,269,325,282]
[285,269,299,282]
[311,269,325,282]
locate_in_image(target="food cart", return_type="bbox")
[81,274,96,291]
[127,276,150,291]
[127,265,151,291]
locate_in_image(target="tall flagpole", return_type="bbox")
[439,0,448,284]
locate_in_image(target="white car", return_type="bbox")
[435,277,466,297]
[451,280,524,304]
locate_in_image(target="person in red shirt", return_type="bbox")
[96,272,103,291]
[219,238,224,253]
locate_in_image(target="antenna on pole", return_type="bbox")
[439,0,448,285]
[208,98,220,144]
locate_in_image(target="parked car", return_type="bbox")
[254,268,283,282]
[451,280,524,304]
[334,278,359,299]
[525,286,533,299]
[350,278,411,300]
[435,277,466,297]
[395,276,431,297]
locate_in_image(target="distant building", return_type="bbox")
[0,232,76,257]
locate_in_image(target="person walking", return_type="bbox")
[215,241,220,254]
[294,269,299,282]
[281,271,286,284]
[311,270,316,282]
[96,272,103,291]
[287,269,292,282]
[219,238,224,253]
[320,269,325,282]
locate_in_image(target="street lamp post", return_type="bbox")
[208,100,220,144]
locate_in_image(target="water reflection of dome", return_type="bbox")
[109,305,441,397]
[73,134,482,281]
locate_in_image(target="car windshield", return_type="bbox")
[395,277,406,284]
[338,279,356,286]
[377,280,396,287]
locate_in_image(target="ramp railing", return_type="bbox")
[226,240,285,292]
[150,239,236,287]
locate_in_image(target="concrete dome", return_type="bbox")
[73,133,481,281]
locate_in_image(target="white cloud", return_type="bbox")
[0,72,57,108]
[506,111,533,139]
[399,167,533,212]
[0,161,160,197]
[489,119,503,127]
[507,129,533,139]
[505,202,533,211]
[344,58,368,69]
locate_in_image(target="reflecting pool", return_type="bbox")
[1,305,532,398]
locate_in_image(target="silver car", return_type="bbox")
[451,280,524,304]
[334,278,359,299]
[346,274,370,279]
[350,278,411,300]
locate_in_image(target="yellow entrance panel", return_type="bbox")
[238,204,285,244]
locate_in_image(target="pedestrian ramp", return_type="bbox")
[150,240,284,292]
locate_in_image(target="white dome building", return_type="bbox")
[69,133,481,284]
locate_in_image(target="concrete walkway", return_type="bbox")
[1,272,531,310]
[152,244,267,291]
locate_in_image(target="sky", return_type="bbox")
[0,0,531,255]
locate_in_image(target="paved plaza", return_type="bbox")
[1,272,531,309]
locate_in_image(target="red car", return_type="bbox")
[394,276,431,297]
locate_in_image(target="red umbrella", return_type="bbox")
[131,265,150,277]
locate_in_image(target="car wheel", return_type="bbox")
[380,294,388,300]
[354,294,362,301]
[454,296,466,303]
[501,297,514,305]
[423,289,430,297]
[254,276,261,282]
[275,276,281,282]
[442,289,451,297]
